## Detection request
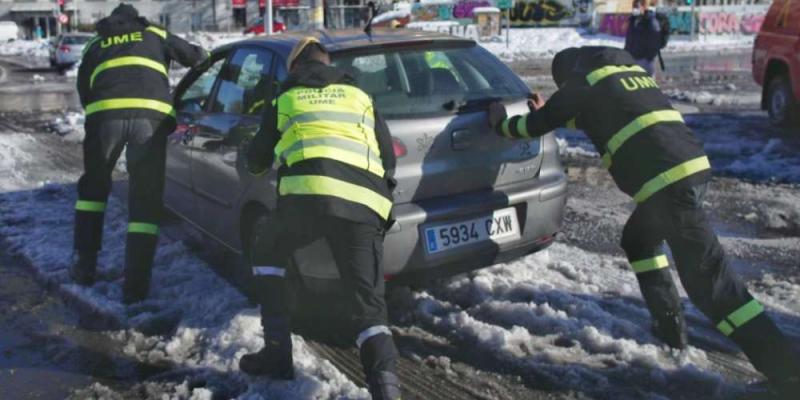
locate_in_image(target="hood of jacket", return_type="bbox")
[95,13,148,37]
[574,46,636,74]
[553,46,637,85]
[280,60,356,93]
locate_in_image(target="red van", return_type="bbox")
[752,0,800,127]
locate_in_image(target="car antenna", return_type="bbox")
[364,1,376,40]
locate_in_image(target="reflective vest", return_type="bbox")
[273,84,392,220]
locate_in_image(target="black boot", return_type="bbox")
[367,370,402,400]
[360,332,401,400]
[652,311,688,349]
[239,316,294,379]
[122,234,158,304]
[70,251,97,286]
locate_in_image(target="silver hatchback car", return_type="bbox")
[50,32,93,71]
[165,30,566,290]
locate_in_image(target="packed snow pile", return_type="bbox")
[665,89,761,107]
[686,112,800,183]
[49,111,86,142]
[451,28,753,61]
[0,134,369,399]
[0,39,50,58]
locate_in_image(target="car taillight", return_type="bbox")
[59,45,70,53]
[392,137,407,158]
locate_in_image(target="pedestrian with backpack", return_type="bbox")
[624,0,670,75]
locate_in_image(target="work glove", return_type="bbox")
[487,101,507,133]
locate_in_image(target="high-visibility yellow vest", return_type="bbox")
[273,84,392,219]
[274,84,384,177]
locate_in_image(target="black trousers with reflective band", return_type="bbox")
[252,211,389,334]
[73,118,169,287]
[621,182,800,382]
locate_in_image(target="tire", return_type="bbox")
[766,75,799,128]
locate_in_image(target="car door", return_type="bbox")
[165,55,227,222]
[190,47,276,245]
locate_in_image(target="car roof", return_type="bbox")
[230,29,475,56]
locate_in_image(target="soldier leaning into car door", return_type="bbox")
[72,3,208,304]
[244,37,401,400]
[487,46,800,398]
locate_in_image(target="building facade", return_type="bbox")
[0,0,371,38]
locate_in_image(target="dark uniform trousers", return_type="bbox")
[251,210,397,374]
[622,181,800,380]
[74,118,171,296]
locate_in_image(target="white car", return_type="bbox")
[0,21,19,42]
[49,33,93,72]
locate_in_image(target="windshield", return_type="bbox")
[333,45,529,118]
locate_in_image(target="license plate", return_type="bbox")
[423,207,520,255]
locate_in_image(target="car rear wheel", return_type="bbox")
[767,75,799,128]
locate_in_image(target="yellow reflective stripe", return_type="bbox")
[146,26,167,39]
[586,65,647,86]
[501,119,513,138]
[565,118,576,129]
[631,255,669,274]
[85,98,176,117]
[90,56,167,88]
[279,175,392,219]
[602,110,684,168]
[285,146,385,177]
[128,222,159,235]
[716,299,764,336]
[516,116,529,138]
[633,156,711,203]
[279,111,375,133]
[75,200,106,212]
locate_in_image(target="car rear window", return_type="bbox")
[332,45,529,118]
[62,35,91,45]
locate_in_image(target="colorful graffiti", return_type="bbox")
[598,13,629,36]
[598,6,767,37]
[510,0,575,26]
[410,0,582,25]
[453,1,492,19]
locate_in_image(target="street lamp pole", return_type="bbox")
[264,0,273,35]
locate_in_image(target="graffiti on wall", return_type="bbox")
[698,12,765,35]
[411,0,586,25]
[598,6,767,37]
[509,0,575,26]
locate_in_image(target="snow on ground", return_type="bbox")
[2,129,799,399]
[664,88,761,107]
[49,111,85,142]
[555,112,800,184]
[0,132,370,399]
[471,28,752,62]
[0,39,50,58]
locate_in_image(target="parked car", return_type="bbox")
[0,21,19,42]
[49,33,93,72]
[243,18,287,35]
[166,30,567,291]
[752,0,800,127]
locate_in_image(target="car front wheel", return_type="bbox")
[767,75,798,127]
